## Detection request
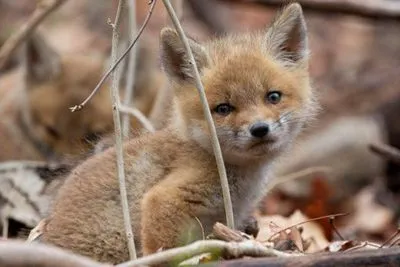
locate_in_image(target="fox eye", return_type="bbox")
[266,91,282,104]
[214,103,234,116]
[83,132,103,143]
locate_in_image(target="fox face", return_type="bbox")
[161,4,317,164]
[21,33,113,159]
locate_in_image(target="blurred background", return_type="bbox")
[1,0,400,250]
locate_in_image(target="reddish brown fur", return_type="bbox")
[41,3,318,264]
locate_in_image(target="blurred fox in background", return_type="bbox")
[0,31,165,163]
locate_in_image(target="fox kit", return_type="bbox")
[0,32,113,161]
[41,3,317,264]
[0,32,163,162]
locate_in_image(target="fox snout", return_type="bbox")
[249,122,270,138]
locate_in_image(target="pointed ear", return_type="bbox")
[265,3,309,64]
[160,27,210,83]
[23,31,61,83]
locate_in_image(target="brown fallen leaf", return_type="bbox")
[347,186,394,235]
[288,226,304,252]
[256,210,329,253]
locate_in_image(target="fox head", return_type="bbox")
[161,3,318,164]
[20,32,113,159]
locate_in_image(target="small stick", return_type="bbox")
[369,143,400,165]
[0,0,68,70]
[0,241,106,267]
[109,0,137,260]
[329,216,344,241]
[118,104,155,133]
[389,237,400,248]
[116,239,295,267]
[266,212,350,242]
[2,216,8,239]
[161,0,234,230]
[166,0,183,25]
[212,222,250,242]
[122,0,138,138]
[380,229,400,248]
[69,0,158,112]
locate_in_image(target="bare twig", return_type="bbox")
[369,143,400,165]
[380,229,400,248]
[117,239,294,267]
[0,241,106,267]
[69,0,157,112]
[244,0,400,19]
[122,0,138,138]
[212,222,252,242]
[118,105,155,133]
[161,0,234,230]
[329,216,344,241]
[266,213,350,242]
[109,0,136,260]
[389,237,400,248]
[0,0,68,70]
[2,216,8,239]
[166,0,183,25]
[218,246,400,267]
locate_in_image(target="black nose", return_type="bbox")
[249,122,270,138]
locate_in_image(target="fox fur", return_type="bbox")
[41,3,318,264]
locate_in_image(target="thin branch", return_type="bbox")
[266,212,350,242]
[329,216,344,241]
[117,239,294,267]
[0,0,68,70]
[212,222,252,242]
[217,246,400,267]
[118,105,155,133]
[122,0,138,138]
[109,0,137,260]
[244,0,400,19]
[0,241,105,267]
[69,0,158,112]
[166,0,183,25]
[369,143,400,165]
[2,216,8,239]
[161,0,234,230]
[380,229,400,248]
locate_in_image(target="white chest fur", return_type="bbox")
[227,163,272,226]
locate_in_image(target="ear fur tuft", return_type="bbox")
[160,27,209,83]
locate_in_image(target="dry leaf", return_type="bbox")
[288,226,304,252]
[256,210,329,253]
[351,186,393,234]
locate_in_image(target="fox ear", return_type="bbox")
[160,27,209,83]
[23,31,61,84]
[265,3,309,64]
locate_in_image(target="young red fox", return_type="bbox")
[41,3,318,264]
[0,32,163,162]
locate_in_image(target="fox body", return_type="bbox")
[42,3,317,264]
[0,32,163,162]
